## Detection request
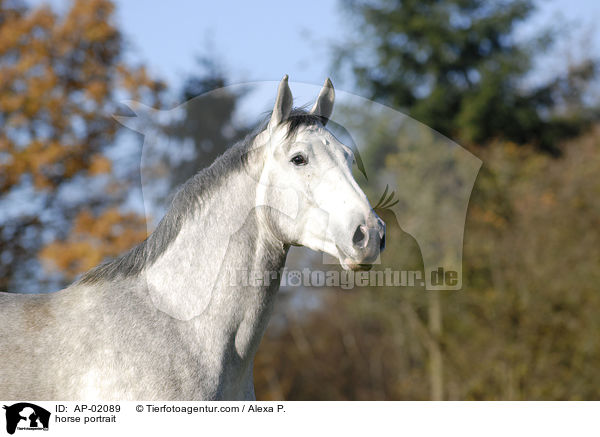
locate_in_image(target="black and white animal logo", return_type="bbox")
[3,403,50,435]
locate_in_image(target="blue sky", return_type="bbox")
[112,0,600,94]
[29,0,600,96]
[115,0,346,89]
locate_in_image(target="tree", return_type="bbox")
[336,0,597,152]
[0,0,164,291]
[164,57,251,190]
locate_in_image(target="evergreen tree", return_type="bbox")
[337,0,597,152]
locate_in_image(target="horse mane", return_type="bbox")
[79,108,324,285]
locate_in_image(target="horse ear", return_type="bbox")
[268,75,293,131]
[310,78,335,125]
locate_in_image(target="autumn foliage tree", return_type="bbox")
[0,0,163,291]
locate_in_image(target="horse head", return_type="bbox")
[254,76,386,270]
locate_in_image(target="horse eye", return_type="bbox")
[290,154,308,166]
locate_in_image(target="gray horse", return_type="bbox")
[0,76,385,400]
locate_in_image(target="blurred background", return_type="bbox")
[1,0,600,399]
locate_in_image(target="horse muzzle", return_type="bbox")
[339,214,386,271]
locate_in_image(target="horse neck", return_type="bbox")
[141,141,288,337]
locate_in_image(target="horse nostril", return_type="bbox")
[352,225,367,247]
